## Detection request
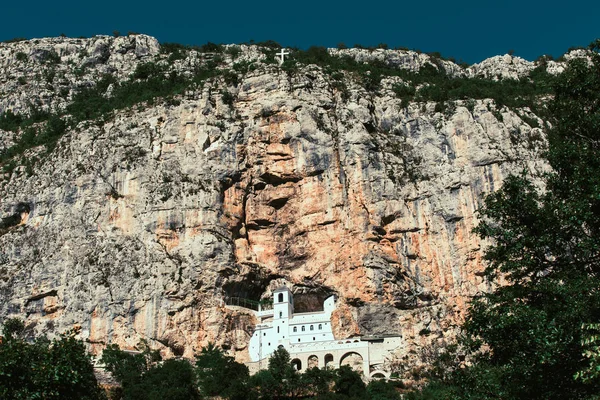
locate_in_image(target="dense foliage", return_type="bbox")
[0,318,105,400]
[409,41,600,399]
[101,340,200,400]
[195,342,249,399]
[199,345,403,400]
[100,342,400,400]
[0,322,402,400]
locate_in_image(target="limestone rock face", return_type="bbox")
[466,50,593,80]
[0,35,160,115]
[467,54,535,80]
[328,48,465,76]
[0,37,549,370]
[328,47,588,81]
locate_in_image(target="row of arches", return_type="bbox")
[290,351,365,374]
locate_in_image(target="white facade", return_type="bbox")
[246,287,401,378]
[249,287,336,362]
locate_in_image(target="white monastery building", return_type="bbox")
[245,287,402,379]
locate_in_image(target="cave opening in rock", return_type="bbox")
[291,285,336,313]
[221,269,281,310]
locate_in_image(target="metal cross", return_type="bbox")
[276,48,290,65]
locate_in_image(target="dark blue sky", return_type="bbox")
[2,0,597,64]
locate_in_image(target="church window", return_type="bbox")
[318,324,322,330]
[293,327,297,332]
[302,326,305,332]
[278,293,284,303]
[279,311,282,318]
[277,327,280,333]
[313,337,315,341]
[310,325,314,331]
[298,338,301,342]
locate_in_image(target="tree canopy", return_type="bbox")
[0,318,105,400]
[195,342,249,399]
[410,40,600,400]
[100,340,200,400]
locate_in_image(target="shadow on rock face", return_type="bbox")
[292,284,336,313]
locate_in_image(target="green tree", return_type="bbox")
[247,347,308,400]
[577,323,600,383]
[249,369,280,400]
[101,341,199,400]
[0,318,105,400]
[366,379,401,400]
[195,342,249,399]
[301,366,335,396]
[101,340,160,384]
[333,365,366,398]
[436,41,600,399]
[267,346,293,381]
[127,359,199,400]
[267,347,303,399]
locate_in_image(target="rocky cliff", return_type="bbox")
[0,35,555,373]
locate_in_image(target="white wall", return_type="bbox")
[249,293,337,361]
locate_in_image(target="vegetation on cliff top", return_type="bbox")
[0,58,221,175]
[0,39,554,179]
[281,45,554,110]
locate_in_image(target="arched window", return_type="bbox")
[277,327,280,333]
[302,326,305,332]
[291,359,302,371]
[293,327,297,332]
[279,311,282,318]
[318,324,322,330]
[325,354,334,367]
[278,293,284,303]
[310,325,314,331]
[341,352,364,375]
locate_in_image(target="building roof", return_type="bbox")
[273,286,292,293]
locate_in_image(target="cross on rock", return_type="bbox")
[276,48,290,65]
